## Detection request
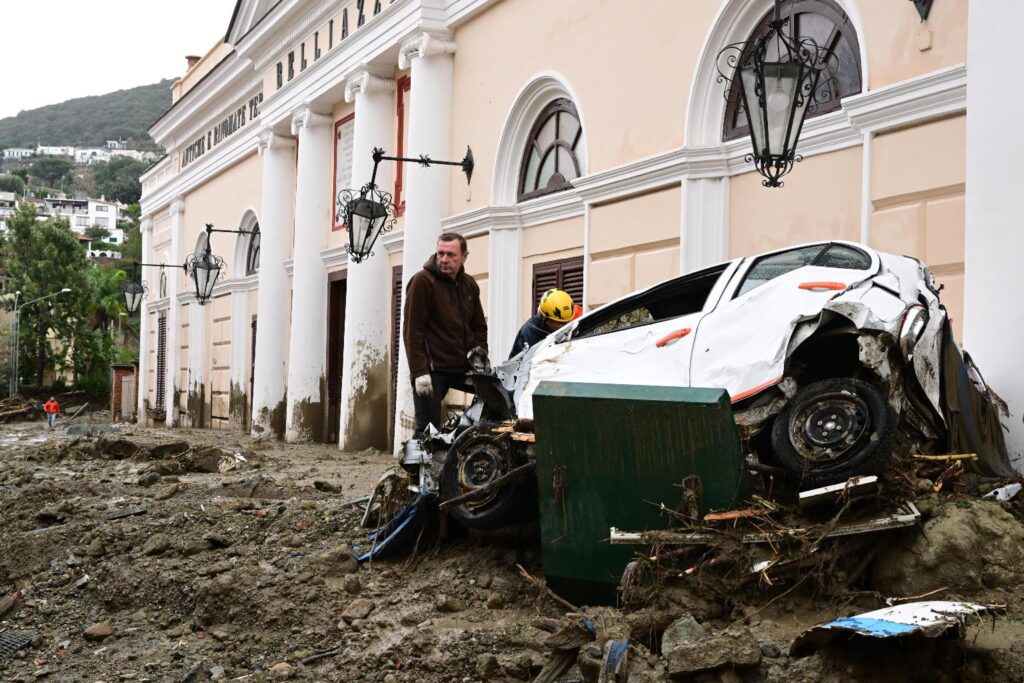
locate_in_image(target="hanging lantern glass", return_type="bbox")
[122,279,147,314]
[337,183,396,263]
[186,248,224,305]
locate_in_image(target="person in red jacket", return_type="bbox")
[403,233,488,436]
[43,397,61,429]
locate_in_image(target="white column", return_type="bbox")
[136,217,152,425]
[252,132,296,438]
[229,285,250,430]
[164,198,185,426]
[338,71,396,451]
[681,177,729,273]
[487,225,522,362]
[394,32,457,452]
[964,0,1024,461]
[186,294,207,427]
[286,107,334,442]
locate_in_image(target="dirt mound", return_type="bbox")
[870,498,1024,596]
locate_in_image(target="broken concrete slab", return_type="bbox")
[666,627,760,679]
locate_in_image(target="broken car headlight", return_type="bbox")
[899,305,929,360]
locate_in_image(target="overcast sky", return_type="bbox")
[0,0,237,120]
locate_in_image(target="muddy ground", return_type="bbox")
[2,418,1024,682]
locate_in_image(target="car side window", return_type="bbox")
[573,264,727,340]
[736,243,870,297]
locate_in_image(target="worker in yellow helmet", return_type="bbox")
[509,289,578,358]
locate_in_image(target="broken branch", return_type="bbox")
[439,462,536,511]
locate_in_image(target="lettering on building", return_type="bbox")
[180,92,264,169]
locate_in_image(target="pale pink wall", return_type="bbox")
[209,294,232,427]
[729,147,863,258]
[174,43,234,103]
[859,0,967,91]
[182,152,263,275]
[451,0,719,211]
[870,115,966,337]
[589,186,682,307]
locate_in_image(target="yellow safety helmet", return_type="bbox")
[539,289,574,322]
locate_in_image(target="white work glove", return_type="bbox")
[414,374,434,398]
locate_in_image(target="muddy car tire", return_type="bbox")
[440,425,536,531]
[770,377,898,487]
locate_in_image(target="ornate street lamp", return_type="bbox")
[121,263,148,314]
[338,146,474,263]
[120,222,254,312]
[185,235,225,305]
[716,0,830,187]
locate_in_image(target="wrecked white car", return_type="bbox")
[389,241,1011,537]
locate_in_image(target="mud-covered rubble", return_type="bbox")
[2,422,1024,682]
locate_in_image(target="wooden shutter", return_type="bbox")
[532,256,584,311]
[390,265,403,423]
[156,314,167,408]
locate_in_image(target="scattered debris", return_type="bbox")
[0,631,34,662]
[790,601,995,656]
[984,483,1023,502]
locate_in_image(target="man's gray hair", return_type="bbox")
[437,232,467,254]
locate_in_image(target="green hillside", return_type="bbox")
[0,80,174,149]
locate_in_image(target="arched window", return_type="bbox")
[518,98,584,202]
[722,0,861,142]
[245,225,260,275]
[159,267,167,298]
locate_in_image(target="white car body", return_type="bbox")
[502,241,945,431]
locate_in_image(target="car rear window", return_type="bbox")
[736,243,871,297]
[573,263,727,340]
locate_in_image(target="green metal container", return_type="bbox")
[532,381,749,605]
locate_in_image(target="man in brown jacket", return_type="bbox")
[403,233,488,435]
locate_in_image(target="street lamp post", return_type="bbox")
[337,146,474,263]
[716,0,830,188]
[9,287,71,398]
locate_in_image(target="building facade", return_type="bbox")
[137,0,1024,458]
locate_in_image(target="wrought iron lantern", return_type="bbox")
[185,236,225,305]
[717,0,830,187]
[338,146,474,263]
[121,264,148,314]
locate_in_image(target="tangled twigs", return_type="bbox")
[517,563,579,612]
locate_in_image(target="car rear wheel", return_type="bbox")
[770,377,898,487]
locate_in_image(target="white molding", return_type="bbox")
[441,191,584,235]
[213,273,261,297]
[382,230,405,254]
[845,63,967,133]
[570,65,966,204]
[146,297,170,313]
[344,70,396,103]
[290,106,333,135]
[322,244,351,269]
[398,31,456,70]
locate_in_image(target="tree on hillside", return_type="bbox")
[0,174,25,194]
[84,225,111,241]
[93,157,148,204]
[29,157,73,187]
[117,203,142,267]
[2,203,99,388]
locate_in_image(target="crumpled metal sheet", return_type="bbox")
[790,601,991,657]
